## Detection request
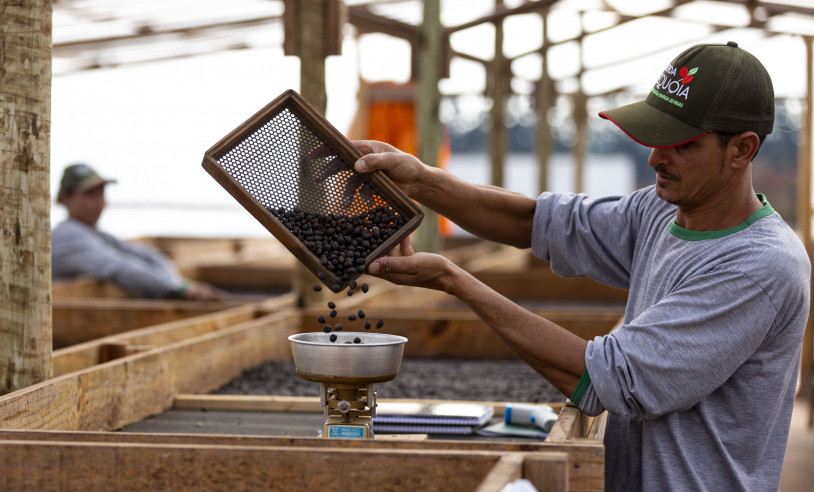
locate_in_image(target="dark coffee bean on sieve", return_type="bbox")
[330,310,337,318]
[353,337,362,344]
[322,325,332,333]
[328,301,336,309]
[349,280,358,289]
[317,272,326,280]
[376,319,384,329]
[317,315,326,323]
[331,284,341,293]
[348,314,357,321]
[361,284,369,293]
[329,334,337,342]
[364,321,371,330]
[334,323,344,331]
[357,310,365,319]
[313,284,322,292]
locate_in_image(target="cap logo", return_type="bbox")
[652,64,698,108]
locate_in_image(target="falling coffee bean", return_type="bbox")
[376,319,384,329]
[322,325,332,333]
[364,321,371,330]
[330,310,337,318]
[361,284,369,293]
[348,314,357,321]
[357,310,365,319]
[312,284,322,292]
[334,323,344,331]
[328,302,336,309]
[317,315,326,323]
[329,334,337,342]
[353,337,362,344]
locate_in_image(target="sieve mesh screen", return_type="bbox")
[202,89,423,291]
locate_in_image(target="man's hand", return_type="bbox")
[183,281,229,301]
[352,140,431,200]
[366,237,458,293]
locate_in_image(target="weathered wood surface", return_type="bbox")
[0,0,53,395]
[0,309,302,431]
[0,439,518,492]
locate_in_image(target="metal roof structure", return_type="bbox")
[53,0,814,99]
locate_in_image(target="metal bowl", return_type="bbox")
[288,332,408,385]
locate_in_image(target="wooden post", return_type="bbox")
[573,89,588,194]
[798,36,814,428]
[489,0,507,190]
[536,31,555,195]
[0,0,53,395]
[287,0,334,306]
[415,0,442,254]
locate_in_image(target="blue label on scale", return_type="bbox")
[328,425,365,439]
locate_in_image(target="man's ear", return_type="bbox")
[729,131,761,168]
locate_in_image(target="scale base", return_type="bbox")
[322,415,374,439]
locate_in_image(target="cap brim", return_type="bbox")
[75,176,117,193]
[599,100,708,148]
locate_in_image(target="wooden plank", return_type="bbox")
[51,304,266,376]
[0,429,601,491]
[299,307,621,359]
[0,440,506,491]
[172,394,567,416]
[0,310,303,431]
[52,298,229,347]
[475,453,523,492]
[525,452,569,492]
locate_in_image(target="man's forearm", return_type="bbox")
[441,263,588,396]
[415,167,537,248]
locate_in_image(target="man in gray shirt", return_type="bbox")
[348,42,809,491]
[52,163,226,301]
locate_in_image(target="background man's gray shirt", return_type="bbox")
[531,186,809,492]
[52,218,185,298]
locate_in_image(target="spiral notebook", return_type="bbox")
[373,402,494,434]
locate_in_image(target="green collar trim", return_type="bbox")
[570,369,591,406]
[669,194,773,241]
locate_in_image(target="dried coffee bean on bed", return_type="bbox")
[317,315,326,323]
[322,325,332,333]
[312,284,322,292]
[334,323,344,331]
[364,321,371,330]
[329,334,337,342]
[376,319,384,329]
[330,310,337,318]
[347,314,357,321]
[353,337,362,344]
[361,283,369,293]
[327,301,336,309]
[349,279,358,290]
[357,310,365,319]
[347,289,354,297]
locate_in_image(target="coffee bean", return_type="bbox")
[317,272,326,280]
[334,323,343,331]
[353,337,362,344]
[330,310,337,318]
[376,319,384,329]
[361,283,369,293]
[357,310,365,319]
[322,325,332,333]
[348,314,357,321]
[349,279,358,290]
[364,321,371,330]
[327,302,336,309]
[347,289,354,297]
[312,284,322,292]
[329,334,337,342]
[317,315,326,323]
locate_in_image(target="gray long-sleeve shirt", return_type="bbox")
[531,186,810,492]
[52,218,186,298]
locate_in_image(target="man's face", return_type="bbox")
[62,184,107,227]
[647,132,731,211]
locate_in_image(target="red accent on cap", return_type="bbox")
[598,112,709,148]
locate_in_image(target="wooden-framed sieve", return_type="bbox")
[202,89,424,291]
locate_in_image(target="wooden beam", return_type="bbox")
[0,310,302,431]
[0,0,53,395]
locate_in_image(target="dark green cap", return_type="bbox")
[599,41,775,148]
[58,163,116,196]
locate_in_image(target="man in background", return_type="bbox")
[52,163,227,301]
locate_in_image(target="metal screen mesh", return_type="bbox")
[218,106,388,217]
[212,99,414,288]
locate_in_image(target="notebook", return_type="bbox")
[372,402,495,434]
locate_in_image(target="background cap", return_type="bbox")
[58,163,117,196]
[599,41,775,148]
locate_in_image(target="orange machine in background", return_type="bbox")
[347,81,453,237]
